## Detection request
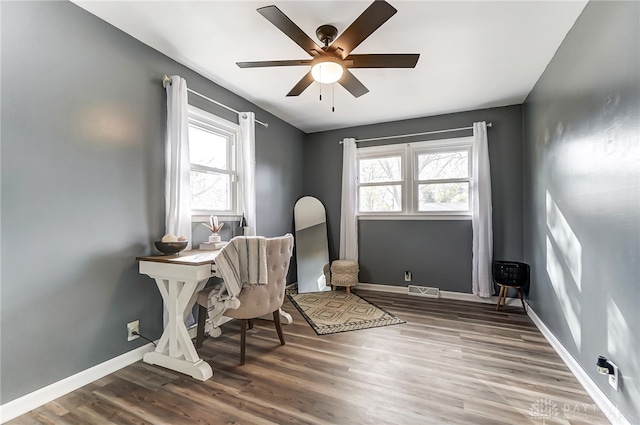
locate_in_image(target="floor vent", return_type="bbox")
[407,285,440,298]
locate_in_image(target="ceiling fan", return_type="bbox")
[236,0,420,98]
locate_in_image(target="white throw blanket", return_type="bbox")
[206,236,268,331]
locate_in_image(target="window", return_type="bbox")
[188,106,240,217]
[357,137,473,218]
[358,154,403,212]
[415,147,470,212]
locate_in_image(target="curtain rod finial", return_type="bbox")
[162,74,171,88]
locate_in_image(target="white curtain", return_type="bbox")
[471,121,493,297]
[239,112,256,236]
[339,138,358,261]
[164,75,194,327]
[165,75,192,248]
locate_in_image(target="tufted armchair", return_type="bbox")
[195,234,294,365]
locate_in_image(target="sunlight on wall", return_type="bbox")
[607,297,638,403]
[546,236,582,351]
[545,190,582,351]
[546,191,582,291]
[607,297,631,358]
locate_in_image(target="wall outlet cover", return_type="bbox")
[127,320,140,341]
[608,361,619,391]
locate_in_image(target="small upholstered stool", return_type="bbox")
[330,260,359,294]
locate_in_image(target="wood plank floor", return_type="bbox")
[9,289,610,425]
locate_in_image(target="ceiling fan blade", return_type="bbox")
[258,5,323,56]
[345,54,419,68]
[339,70,369,98]
[328,1,397,58]
[286,72,315,96]
[237,59,313,68]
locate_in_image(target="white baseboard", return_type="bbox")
[0,343,155,424]
[355,282,522,306]
[285,282,297,291]
[526,307,630,425]
[356,282,407,294]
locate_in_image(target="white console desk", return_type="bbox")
[136,250,221,381]
[137,249,294,381]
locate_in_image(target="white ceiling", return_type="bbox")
[72,1,587,133]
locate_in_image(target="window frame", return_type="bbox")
[356,136,474,220]
[187,105,241,221]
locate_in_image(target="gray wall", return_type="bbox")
[303,105,523,291]
[0,0,304,404]
[523,1,639,422]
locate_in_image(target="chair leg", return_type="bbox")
[273,311,285,345]
[518,288,527,313]
[196,304,207,348]
[495,286,505,311]
[502,287,509,308]
[346,286,351,294]
[248,319,254,330]
[240,319,247,365]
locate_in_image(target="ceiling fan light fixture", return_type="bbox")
[241,2,419,97]
[311,59,344,84]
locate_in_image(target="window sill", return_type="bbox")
[192,214,242,223]
[358,214,471,221]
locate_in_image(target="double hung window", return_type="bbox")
[358,153,403,212]
[187,106,240,218]
[356,137,473,218]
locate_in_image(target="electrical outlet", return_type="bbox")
[608,361,619,391]
[404,271,412,282]
[127,320,140,341]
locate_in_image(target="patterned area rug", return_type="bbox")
[287,290,405,335]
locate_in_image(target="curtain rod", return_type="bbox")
[162,74,269,128]
[339,122,492,144]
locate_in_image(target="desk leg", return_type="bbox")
[143,277,213,381]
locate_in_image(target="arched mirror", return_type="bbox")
[294,196,330,294]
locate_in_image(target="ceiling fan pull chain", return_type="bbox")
[332,83,335,112]
[319,82,322,101]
